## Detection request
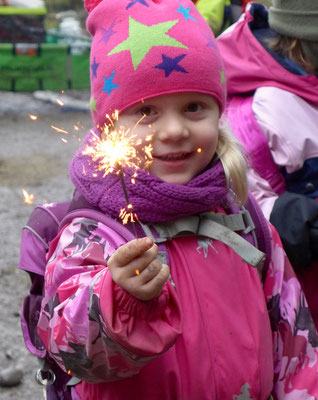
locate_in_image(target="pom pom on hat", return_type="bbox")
[84,0,103,13]
[86,0,226,131]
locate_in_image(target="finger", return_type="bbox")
[138,264,170,300]
[127,244,159,276]
[109,237,153,268]
[111,243,158,280]
[136,258,163,284]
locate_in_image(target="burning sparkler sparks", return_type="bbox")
[82,112,153,178]
[82,112,153,232]
[83,129,138,176]
[51,125,69,134]
[56,98,64,107]
[119,207,138,225]
[50,123,84,144]
[83,128,152,177]
[22,189,35,205]
[29,114,38,121]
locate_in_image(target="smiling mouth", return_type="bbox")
[154,152,193,161]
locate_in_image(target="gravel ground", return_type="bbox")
[0,90,92,400]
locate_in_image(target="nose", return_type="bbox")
[156,113,189,142]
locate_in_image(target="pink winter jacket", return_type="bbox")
[37,211,318,399]
[217,3,318,220]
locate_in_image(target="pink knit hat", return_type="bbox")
[85,0,226,131]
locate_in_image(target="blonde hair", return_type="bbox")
[268,35,315,74]
[216,119,248,205]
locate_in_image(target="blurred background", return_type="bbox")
[0,0,90,92]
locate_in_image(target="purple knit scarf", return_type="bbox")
[70,135,228,223]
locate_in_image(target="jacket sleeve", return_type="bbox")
[247,166,279,220]
[270,192,318,270]
[37,217,182,383]
[248,158,318,270]
[264,223,318,399]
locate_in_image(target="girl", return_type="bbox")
[37,0,318,398]
[217,1,318,327]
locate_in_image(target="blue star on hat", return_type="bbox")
[176,3,197,22]
[91,57,100,79]
[102,70,119,96]
[155,54,188,77]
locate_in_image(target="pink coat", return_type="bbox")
[217,4,318,333]
[217,4,318,220]
[37,211,318,399]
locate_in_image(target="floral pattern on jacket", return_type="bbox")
[38,217,181,384]
[38,216,318,399]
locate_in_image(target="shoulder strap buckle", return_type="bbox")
[241,209,255,234]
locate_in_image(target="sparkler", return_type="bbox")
[56,99,64,107]
[50,124,84,144]
[24,106,85,209]
[22,189,35,205]
[82,112,153,236]
[51,125,69,134]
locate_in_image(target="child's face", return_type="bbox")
[115,92,219,185]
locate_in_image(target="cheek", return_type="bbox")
[199,129,219,165]
[201,128,218,151]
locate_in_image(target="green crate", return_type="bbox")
[71,52,90,90]
[0,43,90,91]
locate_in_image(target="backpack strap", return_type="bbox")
[199,214,265,269]
[244,195,272,281]
[20,202,71,275]
[141,210,265,274]
[62,206,265,280]
[63,191,271,278]
[23,225,50,250]
[143,209,255,240]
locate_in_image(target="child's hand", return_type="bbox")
[108,237,170,301]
